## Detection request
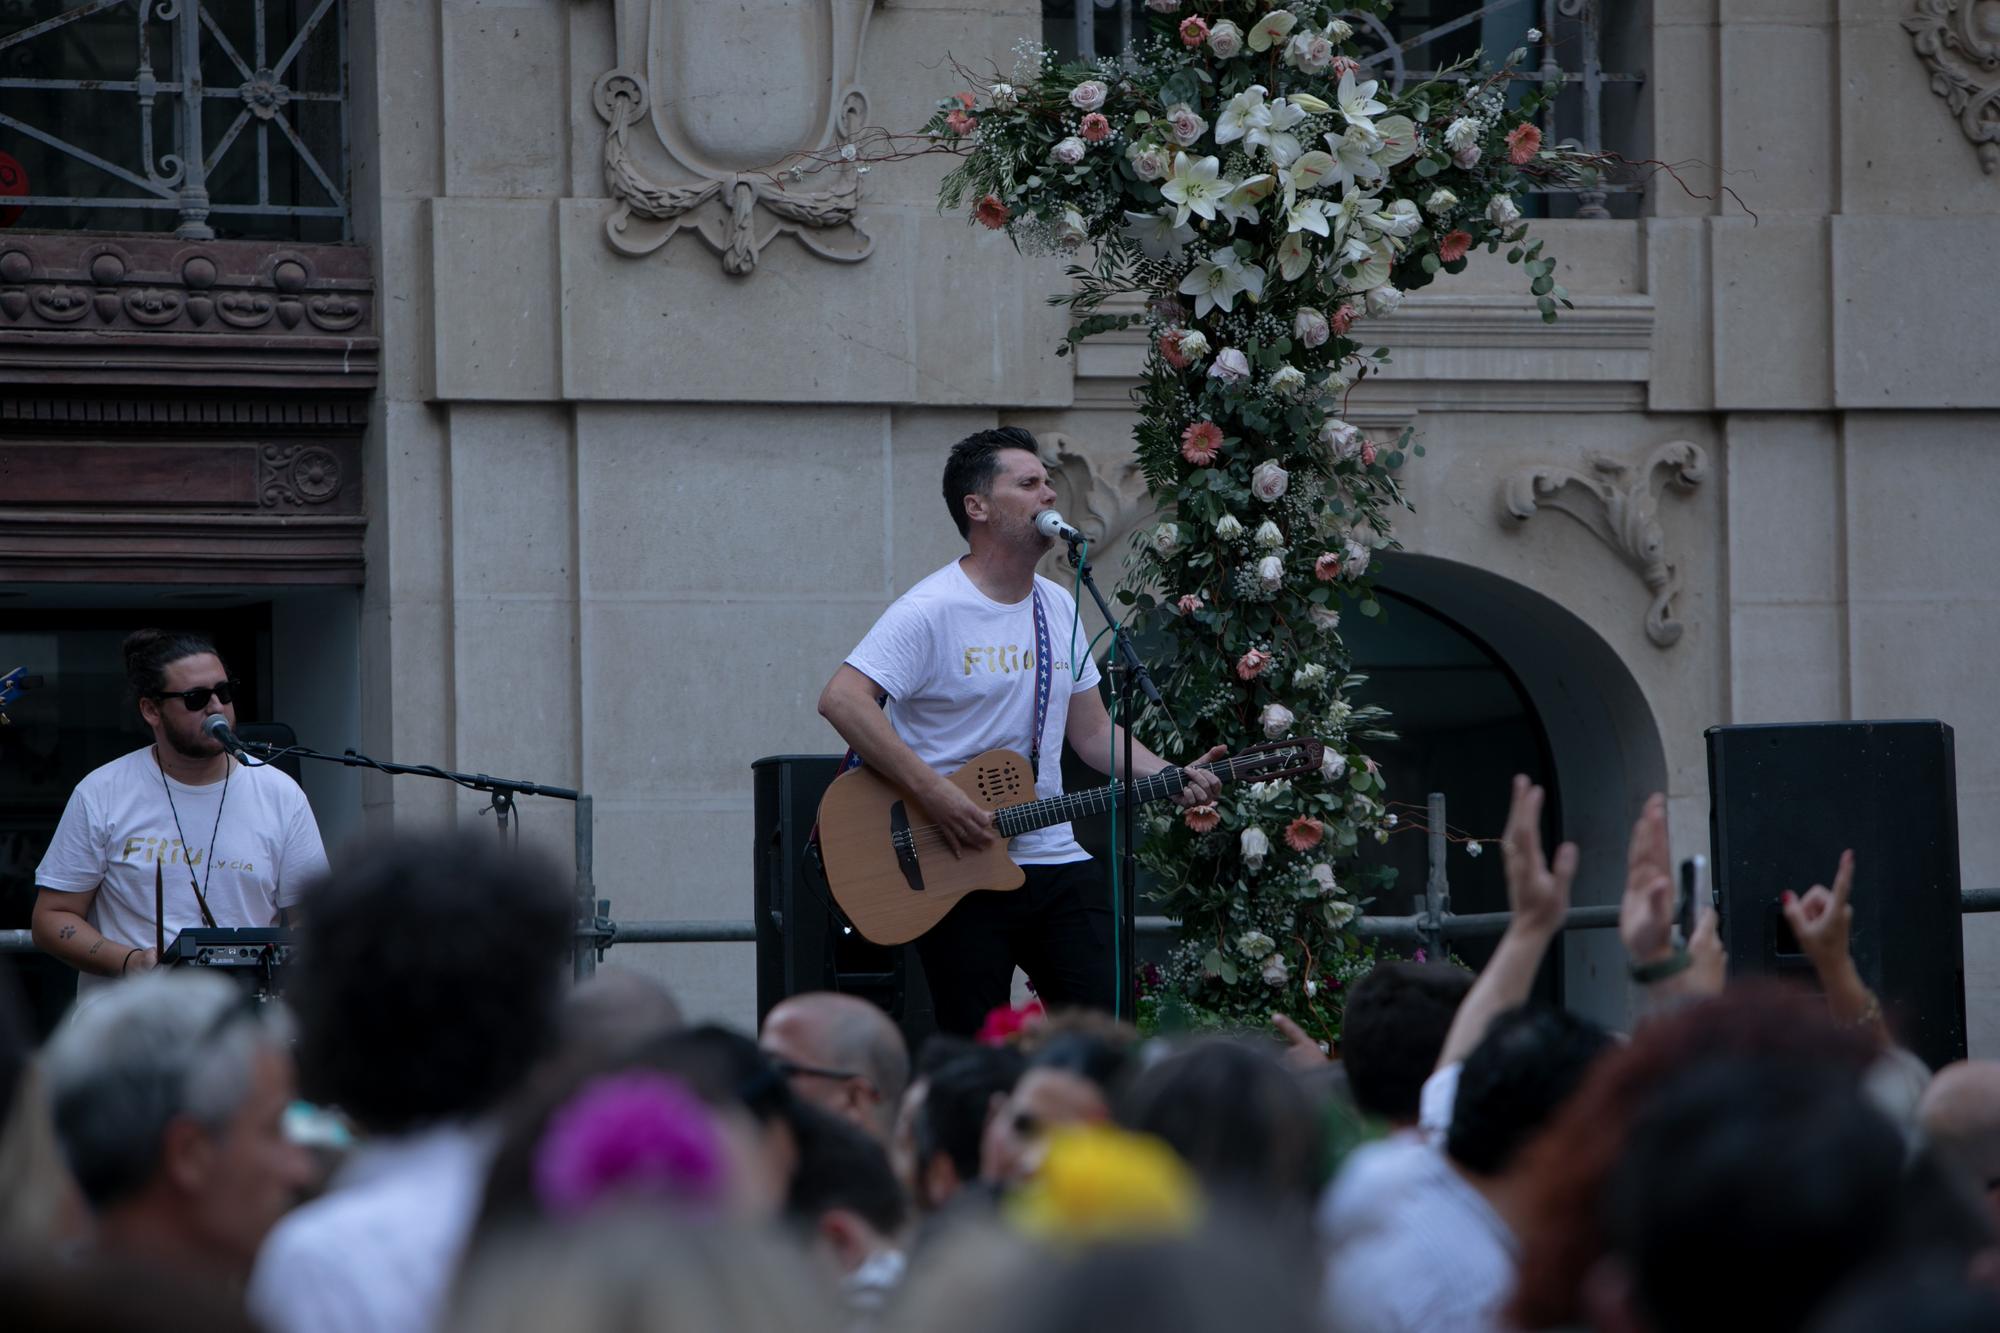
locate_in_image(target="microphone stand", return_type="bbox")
[230,737,577,845]
[1066,535,1163,1021]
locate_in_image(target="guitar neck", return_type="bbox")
[990,752,1268,840]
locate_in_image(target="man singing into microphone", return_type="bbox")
[31,629,327,993]
[818,427,1223,1034]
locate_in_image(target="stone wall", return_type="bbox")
[348,0,2000,1040]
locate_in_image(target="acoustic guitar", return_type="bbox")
[816,738,1325,945]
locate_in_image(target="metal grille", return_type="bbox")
[1044,0,1645,218]
[0,0,349,240]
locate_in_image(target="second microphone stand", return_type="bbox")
[1065,535,1162,1022]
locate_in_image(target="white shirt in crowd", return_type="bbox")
[846,559,1102,865]
[1321,1140,1519,1333]
[249,1123,496,1333]
[35,747,327,990]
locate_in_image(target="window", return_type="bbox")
[0,0,349,241]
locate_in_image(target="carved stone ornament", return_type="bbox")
[1035,432,1160,582]
[259,444,345,507]
[1904,0,2000,172]
[592,0,875,276]
[1502,440,1710,648]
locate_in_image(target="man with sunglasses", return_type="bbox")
[31,628,327,996]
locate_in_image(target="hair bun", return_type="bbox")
[121,628,167,667]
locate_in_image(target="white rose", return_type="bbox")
[1052,136,1088,166]
[1208,346,1251,383]
[1257,554,1285,590]
[1069,80,1108,112]
[1150,522,1184,556]
[1487,194,1522,227]
[1268,365,1307,398]
[1321,749,1348,781]
[1177,329,1210,358]
[1309,605,1341,632]
[1128,143,1169,181]
[1292,662,1327,688]
[1165,103,1207,146]
[1237,929,1275,958]
[1255,519,1284,549]
[1053,209,1089,250]
[1365,284,1404,317]
[1240,827,1270,872]
[1424,187,1459,217]
[1287,32,1334,72]
[1293,307,1330,348]
[1325,900,1358,928]
[1326,18,1354,40]
[1261,953,1290,987]
[1453,144,1482,169]
[1319,417,1362,457]
[1251,459,1291,502]
[990,83,1018,110]
[1207,20,1244,58]
[1444,117,1481,153]
[1310,862,1337,895]
[1344,538,1372,578]
[1259,702,1295,738]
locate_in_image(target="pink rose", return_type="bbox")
[1250,459,1290,502]
[1052,136,1087,166]
[1314,552,1342,582]
[1176,593,1205,615]
[1179,15,1209,47]
[1236,648,1273,680]
[1453,144,1482,169]
[1207,20,1244,59]
[1181,420,1224,465]
[1166,103,1207,146]
[1069,80,1108,112]
[1207,347,1251,383]
[1079,112,1112,143]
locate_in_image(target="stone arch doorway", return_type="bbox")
[1350,552,1669,1027]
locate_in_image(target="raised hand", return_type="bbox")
[1781,849,1856,978]
[1501,774,1576,936]
[1619,793,1675,966]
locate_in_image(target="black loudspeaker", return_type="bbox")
[1706,721,1966,1069]
[751,755,935,1048]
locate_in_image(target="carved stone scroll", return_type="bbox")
[592,0,875,276]
[1503,440,1709,648]
[1034,432,1160,583]
[1904,0,2000,173]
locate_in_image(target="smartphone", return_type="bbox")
[1677,854,1709,943]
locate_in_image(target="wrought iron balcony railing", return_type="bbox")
[0,0,349,241]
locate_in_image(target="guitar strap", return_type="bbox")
[809,588,1054,860]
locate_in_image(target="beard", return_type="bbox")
[161,718,224,760]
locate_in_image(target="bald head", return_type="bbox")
[561,969,683,1061]
[1921,1061,2000,1189]
[760,993,909,1142]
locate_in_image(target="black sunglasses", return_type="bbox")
[154,679,241,711]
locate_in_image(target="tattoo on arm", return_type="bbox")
[58,924,75,940]
[87,938,103,956]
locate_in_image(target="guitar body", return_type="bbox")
[817,749,1032,946]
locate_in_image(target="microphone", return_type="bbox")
[201,714,249,755]
[1034,509,1086,544]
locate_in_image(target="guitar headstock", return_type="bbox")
[0,668,31,727]
[1223,738,1325,783]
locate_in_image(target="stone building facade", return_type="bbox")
[6,0,1999,1041]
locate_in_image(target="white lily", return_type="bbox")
[1121,209,1196,261]
[1214,173,1275,229]
[1285,196,1336,236]
[1214,85,1270,148]
[1336,69,1386,127]
[1330,190,1384,249]
[1361,197,1422,238]
[1159,153,1232,227]
[1177,246,1266,317]
[1217,87,1306,166]
[1289,91,1333,115]
[1324,127,1386,194]
[1246,10,1296,52]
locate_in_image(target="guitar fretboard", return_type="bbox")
[990,752,1280,839]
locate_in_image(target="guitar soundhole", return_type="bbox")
[975,766,1025,801]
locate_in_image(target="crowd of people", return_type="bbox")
[4,775,2000,1332]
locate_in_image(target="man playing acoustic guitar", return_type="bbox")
[818,427,1223,1035]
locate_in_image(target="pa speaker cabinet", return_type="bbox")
[751,755,934,1049]
[1706,721,1965,1069]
